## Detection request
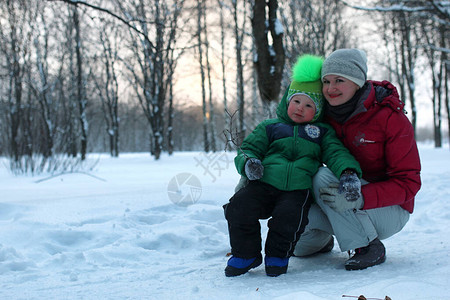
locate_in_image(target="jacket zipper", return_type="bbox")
[286,125,298,189]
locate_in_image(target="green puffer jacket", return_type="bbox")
[235,90,362,192]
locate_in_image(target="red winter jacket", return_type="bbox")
[325,80,421,213]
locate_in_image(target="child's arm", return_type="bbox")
[234,121,270,178]
[320,124,362,179]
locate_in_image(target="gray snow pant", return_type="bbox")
[293,167,410,255]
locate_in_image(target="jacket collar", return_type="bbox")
[325,80,404,124]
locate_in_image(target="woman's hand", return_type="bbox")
[320,182,364,212]
[321,171,363,213]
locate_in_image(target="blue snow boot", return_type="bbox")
[225,254,262,277]
[265,256,289,277]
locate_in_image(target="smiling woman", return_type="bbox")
[321,48,367,107]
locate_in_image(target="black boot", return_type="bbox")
[345,238,386,271]
[225,254,262,277]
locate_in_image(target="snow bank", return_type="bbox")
[0,146,449,299]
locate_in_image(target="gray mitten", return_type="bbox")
[244,158,264,180]
[338,170,361,202]
[320,182,364,212]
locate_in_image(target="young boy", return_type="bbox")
[223,55,362,277]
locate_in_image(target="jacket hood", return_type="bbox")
[368,80,405,112]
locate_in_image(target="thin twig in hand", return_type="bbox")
[223,109,248,159]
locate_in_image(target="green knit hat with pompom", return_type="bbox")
[287,55,324,122]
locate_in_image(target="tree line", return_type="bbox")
[0,0,448,173]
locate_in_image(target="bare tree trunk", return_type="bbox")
[218,0,229,149]
[165,2,182,156]
[67,33,79,158]
[436,60,443,148]
[8,46,23,163]
[94,24,121,157]
[397,12,418,134]
[232,0,246,139]
[438,23,448,149]
[167,76,174,155]
[202,0,216,152]
[33,18,55,158]
[197,0,209,152]
[444,34,450,149]
[430,59,442,148]
[445,64,450,149]
[2,1,25,162]
[251,0,285,106]
[24,63,34,159]
[152,0,165,160]
[59,9,79,158]
[419,17,442,147]
[390,19,407,104]
[118,0,184,159]
[73,6,88,160]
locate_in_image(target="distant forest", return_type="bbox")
[0,0,448,173]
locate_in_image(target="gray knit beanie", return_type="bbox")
[321,48,368,88]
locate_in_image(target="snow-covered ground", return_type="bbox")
[0,143,449,300]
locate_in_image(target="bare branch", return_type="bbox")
[337,0,449,25]
[46,0,156,50]
[339,0,440,13]
[223,109,248,158]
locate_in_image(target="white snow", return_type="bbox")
[274,18,284,36]
[1,144,449,299]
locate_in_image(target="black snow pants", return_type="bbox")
[223,180,312,259]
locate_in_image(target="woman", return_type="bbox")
[293,48,422,270]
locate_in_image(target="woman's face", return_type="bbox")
[322,75,360,106]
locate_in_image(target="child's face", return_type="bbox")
[287,94,316,123]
